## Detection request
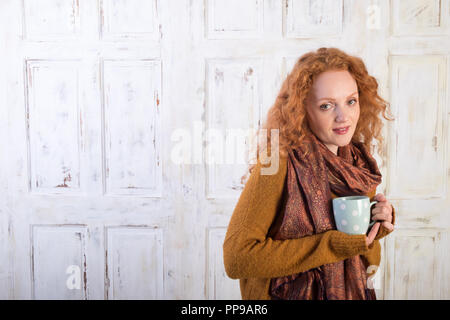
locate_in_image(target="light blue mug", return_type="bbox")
[332,196,378,235]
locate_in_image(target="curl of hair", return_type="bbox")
[241,47,395,185]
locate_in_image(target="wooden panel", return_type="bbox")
[206,0,264,39]
[205,59,262,199]
[207,228,241,299]
[285,0,343,38]
[283,56,299,78]
[385,229,443,299]
[102,59,162,196]
[0,207,8,276]
[438,232,450,298]
[105,226,164,299]
[25,60,82,194]
[391,0,449,35]
[387,55,447,199]
[31,225,88,299]
[0,207,10,299]
[23,0,81,40]
[100,0,160,40]
[2,0,448,301]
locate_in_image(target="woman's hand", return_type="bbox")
[371,193,395,232]
[366,222,380,247]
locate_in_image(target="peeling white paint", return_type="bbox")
[0,0,449,301]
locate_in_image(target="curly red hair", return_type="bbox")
[242,47,395,184]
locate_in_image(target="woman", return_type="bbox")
[223,47,396,300]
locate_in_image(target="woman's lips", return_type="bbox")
[333,126,350,135]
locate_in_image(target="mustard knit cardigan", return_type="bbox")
[223,155,395,300]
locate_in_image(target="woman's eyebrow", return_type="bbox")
[317,91,358,102]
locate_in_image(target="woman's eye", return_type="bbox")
[319,103,333,110]
[319,99,356,110]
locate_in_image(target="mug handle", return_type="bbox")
[368,201,378,228]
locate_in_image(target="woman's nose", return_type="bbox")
[335,105,349,122]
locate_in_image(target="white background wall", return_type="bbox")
[0,0,449,299]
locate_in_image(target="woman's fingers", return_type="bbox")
[371,212,392,223]
[369,222,380,237]
[371,203,393,223]
[366,193,395,245]
[371,204,391,215]
[366,222,381,246]
[374,193,387,202]
[381,221,394,231]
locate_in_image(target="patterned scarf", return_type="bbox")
[268,129,382,300]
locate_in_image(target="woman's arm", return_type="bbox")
[360,239,381,277]
[223,157,371,280]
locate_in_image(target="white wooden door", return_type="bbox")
[2,0,189,300]
[1,0,449,300]
[382,0,450,299]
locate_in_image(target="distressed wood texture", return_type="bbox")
[1,0,449,300]
[391,0,450,36]
[26,60,83,193]
[387,55,447,199]
[105,226,164,299]
[205,59,262,199]
[207,228,241,299]
[102,59,162,196]
[31,225,88,299]
[285,0,344,37]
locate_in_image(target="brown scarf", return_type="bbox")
[268,129,382,300]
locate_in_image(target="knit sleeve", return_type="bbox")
[223,157,370,280]
[359,239,381,276]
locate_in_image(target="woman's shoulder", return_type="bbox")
[256,151,288,178]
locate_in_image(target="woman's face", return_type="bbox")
[305,69,360,155]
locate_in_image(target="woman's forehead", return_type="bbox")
[311,70,358,100]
